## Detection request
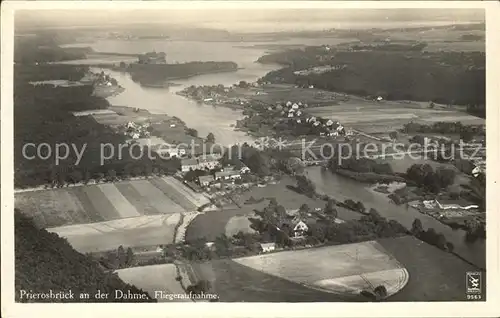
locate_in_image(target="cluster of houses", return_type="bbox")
[123,121,151,139]
[81,71,118,87]
[180,154,251,188]
[264,101,351,137]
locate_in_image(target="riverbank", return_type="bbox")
[305,166,485,269]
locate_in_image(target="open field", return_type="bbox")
[378,236,484,301]
[48,213,181,253]
[225,213,257,237]
[306,101,484,134]
[115,263,191,302]
[233,241,408,298]
[188,236,480,301]
[250,83,344,106]
[15,177,201,228]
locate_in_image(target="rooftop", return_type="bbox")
[181,158,198,166]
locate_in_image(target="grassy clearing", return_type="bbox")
[378,236,484,301]
[225,214,257,237]
[233,240,407,297]
[191,259,346,302]
[15,189,90,228]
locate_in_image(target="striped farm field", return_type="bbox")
[129,180,185,214]
[15,177,205,228]
[149,177,197,211]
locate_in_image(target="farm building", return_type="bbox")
[198,175,215,187]
[181,158,199,172]
[292,220,309,238]
[260,243,276,253]
[215,170,241,181]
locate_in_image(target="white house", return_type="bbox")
[296,110,302,116]
[293,220,309,238]
[326,119,334,126]
[215,170,241,181]
[260,243,276,253]
[292,103,299,110]
[377,96,383,101]
[286,101,292,107]
[198,155,220,170]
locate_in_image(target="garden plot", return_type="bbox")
[233,240,408,298]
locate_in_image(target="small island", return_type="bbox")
[115,51,239,87]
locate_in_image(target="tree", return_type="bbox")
[186,128,198,138]
[389,131,398,142]
[436,234,447,250]
[107,169,117,181]
[428,101,435,109]
[206,132,215,144]
[299,203,310,215]
[411,218,423,236]
[324,200,338,218]
[117,245,126,267]
[436,168,456,189]
[374,285,388,300]
[126,247,134,266]
[446,242,455,253]
[69,170,83,184]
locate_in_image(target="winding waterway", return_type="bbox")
[88,39,484,268]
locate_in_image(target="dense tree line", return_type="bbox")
[15,64,180,188]
[405,164,456,194]
[15,211,155,302]
[259,48,485,108]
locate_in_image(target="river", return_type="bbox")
[89,38,484,268]
[305,166,485,268]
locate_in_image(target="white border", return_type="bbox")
[2,1,499,318]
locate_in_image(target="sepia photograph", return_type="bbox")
[1,1,499,317]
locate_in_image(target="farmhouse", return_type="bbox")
[215,170,241,181]
[198,175,214,187]
[260,243,276,253]
[181,158,199,172]
[292,220,309,238]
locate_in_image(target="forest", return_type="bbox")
[258,47,485,113]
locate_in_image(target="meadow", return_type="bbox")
[233,240,408,298]
[15,176,206,228]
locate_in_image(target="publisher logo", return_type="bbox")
[466,272,481,294]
